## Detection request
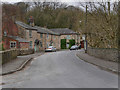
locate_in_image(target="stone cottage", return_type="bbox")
[34,26,60,50]
[2,17,29,50]
[15,21,61,51]
[49,28,81,48]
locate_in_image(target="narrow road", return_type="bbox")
[2,50,118,88]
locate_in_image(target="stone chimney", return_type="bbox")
[29,16,35,27]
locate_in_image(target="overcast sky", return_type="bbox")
[1,0,119,4]
[1,0,119,9]
[1,0,82,6]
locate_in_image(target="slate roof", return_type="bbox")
[15,21,60,35]
[9,36,29,43]
[15,21,37,30]
[49,28,78,35]
[34,26,60,35]
[15,21,78,35]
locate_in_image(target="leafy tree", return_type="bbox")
[61,39,66,49]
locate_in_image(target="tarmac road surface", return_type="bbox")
[2,50,118,88]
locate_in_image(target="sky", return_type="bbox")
[0,0,81,6]
[1,0,119,8]
[1,0,119,3]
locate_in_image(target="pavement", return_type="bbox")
[2,50,118,88]
[1,52,44,75]
[76,49,119,74]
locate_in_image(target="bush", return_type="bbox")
[61,39,66,49]
[69,39,75,49]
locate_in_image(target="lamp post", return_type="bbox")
[84,4,88,53]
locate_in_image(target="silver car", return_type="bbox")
[70,45,79,50]
[45,46,56,52]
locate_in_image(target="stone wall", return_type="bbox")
[19,48,34,56]
[60,34,81,44]
[87,47,119,62]
[0,49,19,65]
[0,49,34,65]
[20,42,29,49]
[52,35,61,50]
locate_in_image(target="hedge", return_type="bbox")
[69,39,75,48]
[61,39,66,49]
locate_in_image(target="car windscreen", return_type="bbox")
[48,46,53,48]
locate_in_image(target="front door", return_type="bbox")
[34,45,39,52]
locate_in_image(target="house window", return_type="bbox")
[29,41,32,48]
[4,31,7,36]
[29,30,32,38]
[40,34,43,38]
[10,41,16,48]
[40,41,42,47]
[54,35,56,39]
[47,33,49,39]
[66,35,70,39]
[47,43,49,48]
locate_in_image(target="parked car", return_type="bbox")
[70,45,79,50]
[45,46,56,52]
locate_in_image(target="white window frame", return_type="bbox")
[40,34,43,38]
[47,33,49,39]
[40,41,42,47]
[29,30,32,38]
[29,41,32,48]
[4,31,7,36]
[10,41,16,48]
[54,35,56,39]
[66,35,70,39]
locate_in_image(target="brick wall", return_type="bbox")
[17,25,27,39]
[87,47,119,62]
[3,37,19,50]
[20,42,29,49]
[19,49,34,56]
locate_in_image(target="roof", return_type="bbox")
[15,21,60,35]
[49,28,79,35]
[8,36,29,43]
[15,21,37,30]
[34,26,60,35]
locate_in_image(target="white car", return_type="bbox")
[45,46,56,52]
[70,45,79,50]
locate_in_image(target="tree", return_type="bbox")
[79,2,118,48]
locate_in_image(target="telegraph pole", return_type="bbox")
[84,4,88,53]
[118,1,120,68]
[118,2,120,51]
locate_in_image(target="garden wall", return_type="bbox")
[87,47,119,62]
[0,49,19,65]
[0,49,34,65]
[19,49,34,56]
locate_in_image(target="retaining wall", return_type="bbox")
[0,49,34,65]
[87,47,119,62]
[19,49,34,56]
[0,49,19,65]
